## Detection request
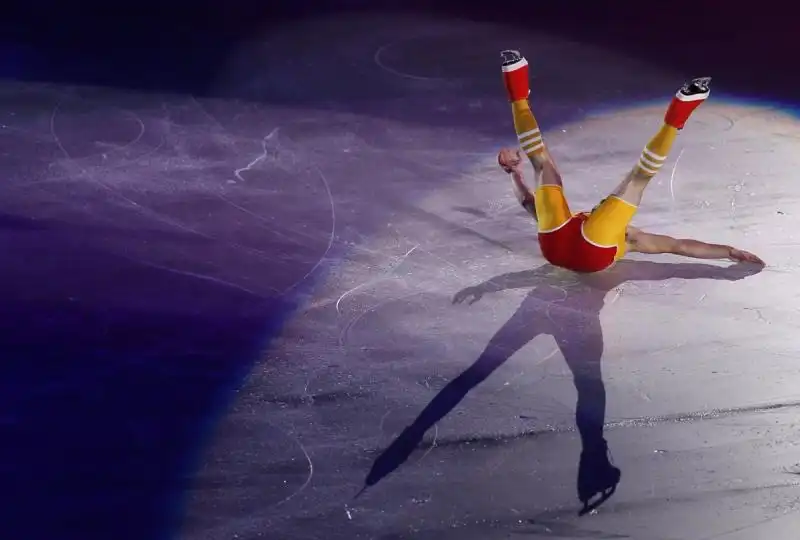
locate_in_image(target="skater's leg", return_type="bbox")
[501,50,562,189]
[501,50,571,234]
[613,76,711,206]
[609,125,678,207]
[582,76,711,252]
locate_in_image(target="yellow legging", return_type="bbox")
[535,185,638,259]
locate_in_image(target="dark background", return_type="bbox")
[3,0,798,101]
[1,1,796,539]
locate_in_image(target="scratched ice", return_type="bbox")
[5,10,800,540]
[170,13,800,540]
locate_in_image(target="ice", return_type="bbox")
[4,11,800,540]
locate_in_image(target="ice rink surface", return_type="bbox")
[4,11,800,540]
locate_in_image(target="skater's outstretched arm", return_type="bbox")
[626,227,764,264]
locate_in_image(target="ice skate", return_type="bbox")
[664,76,711,129]
[501,49,530,102]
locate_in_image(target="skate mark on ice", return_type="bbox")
[49,103,69,158]
[123,255,275,297]
[232,128,337,294]
[373,41,445,82]
[338,290,425,347]
[378,409,394,433]
[269,430,314,509]
[233,127,278,182]
[335,244,419,314]
[669,148,684,202]
[212,191,310,254]
[744,307,770,324]
[50,104,209,235]
[50,100,146,157]
[281,161,335,295]
[188,94,238,151]
[121,110,146,151]
[416,424,438,464]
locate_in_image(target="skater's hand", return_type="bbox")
[728,248,765,266]
[498,148,522,173]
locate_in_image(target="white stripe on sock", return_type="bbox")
[520,135,543,148]
[642,147,666,162]
[639,154,664,171]
[523,141,545,154]
[637,159,658,175]
[517,128,540,141]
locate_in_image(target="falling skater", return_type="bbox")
[498,49,764,273]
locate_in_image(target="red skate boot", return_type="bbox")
[501,49,530,102]
[664,76,711,129]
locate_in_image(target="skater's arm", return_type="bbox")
[627,227,764,264]
[510,169,537,219]
[499,148,537,220]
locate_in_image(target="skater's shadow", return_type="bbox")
[363,259,763,514]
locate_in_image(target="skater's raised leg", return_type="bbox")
[501,50,570,232]
[583,77,711,252]
[501,50,562,188]
[611,76,711,207]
